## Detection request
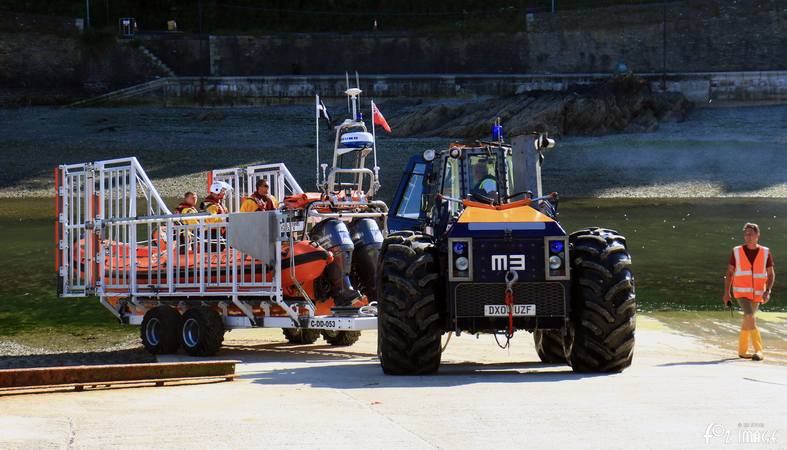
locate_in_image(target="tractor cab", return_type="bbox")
[389,142,557,234]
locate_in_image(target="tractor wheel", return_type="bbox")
[180,307,225,356]
[322,330,361,346]
[282,328,321,344]
[140,306,182,354]
[379,230,416,254]
[566,227,636,373]
[533,329,568,364]
[378,232,442,375]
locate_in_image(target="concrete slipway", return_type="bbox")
[1,316,785,449]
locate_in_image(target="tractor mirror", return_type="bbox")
[534,134,556,151]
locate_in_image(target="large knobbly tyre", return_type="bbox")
[378,232,442,375]
[181,307,225,356]
[567,227,636,373]
[322,330,361,346]
[140,306,182,354]
[282,328,321,344]
[533,329,568,364]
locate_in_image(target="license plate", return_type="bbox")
[308,318,340,330]
[281,221,305,232]
[484,304,536,317]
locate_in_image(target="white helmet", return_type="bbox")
[209,181,233,195]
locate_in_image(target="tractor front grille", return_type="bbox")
[453,282,567,318]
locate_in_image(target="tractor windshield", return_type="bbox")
[469,155,498,196]
[463,149,514,203]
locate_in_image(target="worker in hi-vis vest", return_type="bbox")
[723,223,775,361]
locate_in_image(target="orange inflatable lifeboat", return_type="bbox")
[72,237,333,295]
[280,241,333,297]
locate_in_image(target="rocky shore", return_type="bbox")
[0,100,784,200]
[388,75,693,138]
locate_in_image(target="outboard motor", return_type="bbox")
[350,218,384,302]
[311,219,362,306]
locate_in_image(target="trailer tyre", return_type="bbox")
[567,227,636,373]
[533,329,568,364]
[378,232,442,375]
[322,330,361,346]
[181,307,225,356]
[140,306,182,355]
[282,328,321,344]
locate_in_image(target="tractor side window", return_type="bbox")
[395,163,426,219]
[441,158,461,214]
[506,152,514,195]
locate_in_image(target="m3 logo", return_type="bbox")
[491,254,526,271]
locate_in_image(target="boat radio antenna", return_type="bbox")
[345,87,361,122]
[355,71,361,112]
[345,72,351,116]
[315,94,321,189]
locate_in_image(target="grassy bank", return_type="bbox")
[1,197,785,353]
[0,199,136,351]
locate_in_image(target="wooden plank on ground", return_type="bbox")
[0,360,239,389]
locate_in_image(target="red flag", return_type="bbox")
[371,101,391,133]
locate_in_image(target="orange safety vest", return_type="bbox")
[732,245,769,302]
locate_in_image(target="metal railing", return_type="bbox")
[212,163,303,213]
[57,157,172,297]
[56,157,388,326]
[57,162,95,296]
[99,212,282,300]
[57,157,290,301]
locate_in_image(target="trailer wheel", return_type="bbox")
[282,328,321,344]
[567,227,636,373]
[322,330,361,346]
[140,306,182,354]
[534,329,568,364]
[181,307,225,356]
[378,232,442,375]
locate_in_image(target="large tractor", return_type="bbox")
[379,133,636,374]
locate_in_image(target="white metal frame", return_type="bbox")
[56,157,383,331]
[212,163,303,213]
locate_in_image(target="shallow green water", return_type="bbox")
[556,198,786,310]
[0,197,784,339]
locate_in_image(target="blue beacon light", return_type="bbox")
[453,242,465,254]
[550,241,564,253]
[492,123,503,142]
[492,117,503,142]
